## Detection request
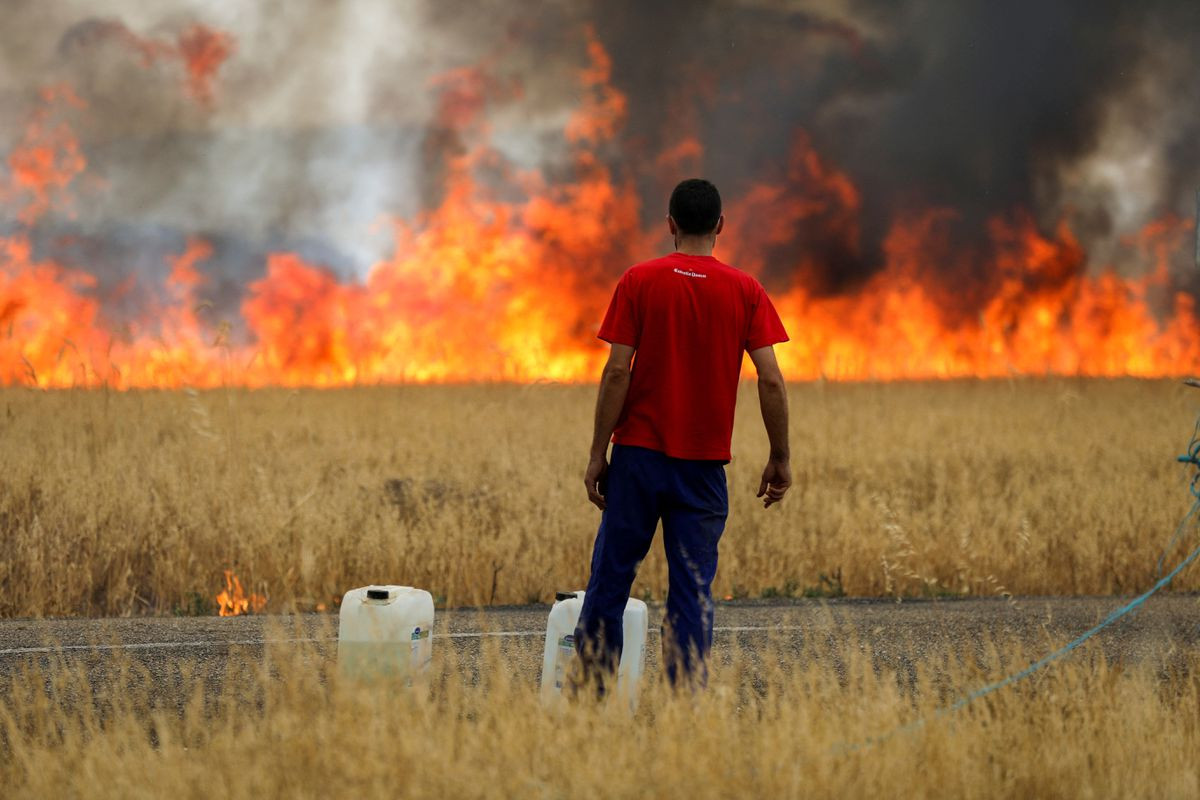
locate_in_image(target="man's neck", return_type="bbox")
[674,236,715,256]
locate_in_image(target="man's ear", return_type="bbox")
[713,215,725,236]
[667,215,678,236]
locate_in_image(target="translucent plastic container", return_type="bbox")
[539,590,648,708]
[338,585,434,683]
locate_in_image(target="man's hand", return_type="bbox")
[584,453,609,510]
[757,458,791,508]
[748,346,790,508]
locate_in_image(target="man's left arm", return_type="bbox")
[584,343,635,510]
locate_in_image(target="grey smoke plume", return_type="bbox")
[1,0,1198,321]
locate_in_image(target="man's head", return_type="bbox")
[668,178,723,240]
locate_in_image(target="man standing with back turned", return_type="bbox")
[576,178,792,691]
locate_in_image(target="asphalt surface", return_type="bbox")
[1,596,1197,699]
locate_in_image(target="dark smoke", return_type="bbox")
[580,0,1200,294]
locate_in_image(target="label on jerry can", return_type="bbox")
[554,633,575,689]
[411,626,431,669]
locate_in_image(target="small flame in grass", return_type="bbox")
[215,569,266,617]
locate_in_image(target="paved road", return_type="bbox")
[1,596,1196,693]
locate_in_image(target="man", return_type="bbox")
[576,177,791,690]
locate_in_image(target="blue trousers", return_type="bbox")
[575,444,728,687]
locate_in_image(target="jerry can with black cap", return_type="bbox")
[337,585,434,682]
[539,590,648,709]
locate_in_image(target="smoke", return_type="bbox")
[2,0,1199,321]
[579,0,1200,291]
[1,0,447,300]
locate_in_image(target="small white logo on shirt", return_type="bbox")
[673,268,707,278]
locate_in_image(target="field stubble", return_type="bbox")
[1,624,1199,797]
[1,379,1198,617]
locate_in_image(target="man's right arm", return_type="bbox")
[748,345,791,508]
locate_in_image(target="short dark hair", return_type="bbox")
[668,178,722,236]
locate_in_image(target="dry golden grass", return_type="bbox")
[1,378,1198,617]
[2,626,1198,797]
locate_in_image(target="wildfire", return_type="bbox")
[2,26,1199,388]
[215,569,267,617]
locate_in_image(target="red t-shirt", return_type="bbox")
[597,253,789,461]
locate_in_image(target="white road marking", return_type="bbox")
[0,638,328,655]
[0,624,810,657]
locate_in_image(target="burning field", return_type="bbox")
[2,3,1200,387]
[4,3,1200,796]
[3,0,1199,610]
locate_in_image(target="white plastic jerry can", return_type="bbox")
[338,585,434,683]
[539,590,648,708]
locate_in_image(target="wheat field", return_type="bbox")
[1,624,1198,798]
[1,379,1198,618]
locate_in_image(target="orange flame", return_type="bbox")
[215,569,266,617]
[2,32,1200,388]
[61,20,234,106]
[4,85,86,225]
[174,24,235,106]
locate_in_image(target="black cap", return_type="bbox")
[366,588,389,600]
[555,591,577,602]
